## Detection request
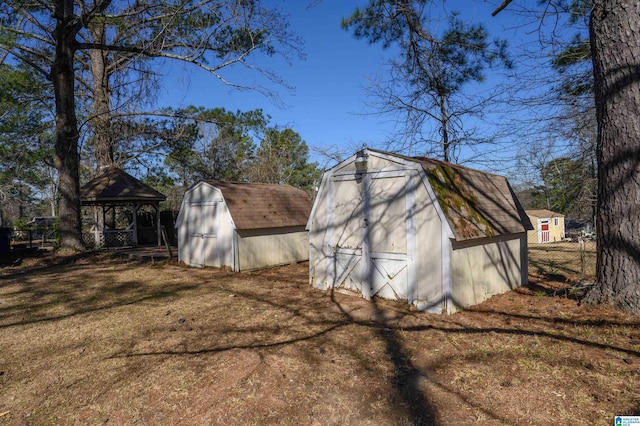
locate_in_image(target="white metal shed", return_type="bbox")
[307,149,533,313]
[176,181,312,271]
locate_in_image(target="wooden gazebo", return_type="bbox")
[80,168,166,248]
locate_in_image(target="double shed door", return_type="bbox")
[186,200,221,267]
[330,170,417,301]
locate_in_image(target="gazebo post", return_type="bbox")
[93,206,100,247]
[156,203,162,246]
[131,203,139,247]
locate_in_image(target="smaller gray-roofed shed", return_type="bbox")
[307,148,532,313]
[80,168,166,248]
[176,180,312,271]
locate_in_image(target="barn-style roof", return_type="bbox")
[417,157,532,241]
[204,181,312,230]
[526,209,564,219]
[80,168,166,204]
[369,149,533,241]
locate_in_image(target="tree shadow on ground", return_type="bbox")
[328,292,439,425]
[4,255,639,425]
[0,252,197,329]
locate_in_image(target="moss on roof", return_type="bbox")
[426,163,497,239]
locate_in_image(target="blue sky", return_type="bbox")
[156,1,543,172]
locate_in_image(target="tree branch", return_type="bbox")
[492,0,513,17]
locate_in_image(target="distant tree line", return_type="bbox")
[0,0,315,230]
[1,0,305,249]
[0,80,320,224]
[153,106,321,211]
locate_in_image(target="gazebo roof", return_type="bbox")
[80,168,166,205]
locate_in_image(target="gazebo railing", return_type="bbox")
[103,229,135,247]
[82,229,136,248]
[82,232,96,249]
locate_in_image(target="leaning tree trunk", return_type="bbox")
[584,0,640,311]
[52,0,84,251]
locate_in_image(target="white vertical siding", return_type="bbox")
[179,181,310,271]
[450,235,524,311]
[177,182,227,268]
[309,173,332,288]
[413,178,444,313]
[237,228,309,271]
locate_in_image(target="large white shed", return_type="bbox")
[307,149,533,313]
[177,181,312,271]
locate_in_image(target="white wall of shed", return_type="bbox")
[412,174,444,313]
[308,151,446,312]
[449,234,525,312]
[237,228,309,271]
[176,182,234,269]
[176,197,192,266]
[308,168,334,289]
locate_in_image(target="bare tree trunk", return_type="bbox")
[89,21,115,172]
[584,0,640,311]
[88,21,116,230]
[52,0,84,251]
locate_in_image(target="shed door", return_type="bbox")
[187,201,220,267]
[331,178,364,293]
[329,171,415,301]
[368,175,410,300]
[540,220,550,243]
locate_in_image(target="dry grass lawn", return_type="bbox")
[0,251,639,425]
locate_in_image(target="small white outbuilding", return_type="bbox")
[176,181,312,271]
[307,149,533,313]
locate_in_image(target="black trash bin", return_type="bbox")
[0,227,12,256]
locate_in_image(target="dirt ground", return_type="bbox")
[0,251,638,425]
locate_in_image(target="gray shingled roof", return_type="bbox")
[526,209,564,218]
[204,181,312,230]
[415,157,533,241]
[80,168,166,204]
